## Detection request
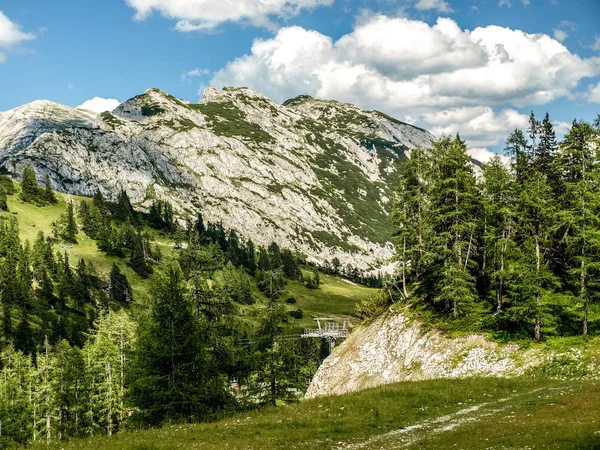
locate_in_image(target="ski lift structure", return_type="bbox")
[301,318,349,352]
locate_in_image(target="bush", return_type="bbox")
[288,308,303,319]
[355,290,391,319]
[285,297,297,304]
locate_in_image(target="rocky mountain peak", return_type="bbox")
[0,87,435,270]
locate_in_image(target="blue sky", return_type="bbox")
[1,0,599,157]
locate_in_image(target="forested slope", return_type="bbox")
[0,172,373,447]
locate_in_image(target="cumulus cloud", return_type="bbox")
[77,97,121,113]
[590,36,600,52]
[423,107,529,147]
[124,0,333,31]
[468,147,510,165]
[588,81,600,103]
[414,0,454,13]
[211,15,600,148]
[0,10,36,63]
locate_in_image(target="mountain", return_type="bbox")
[0,87,433,269]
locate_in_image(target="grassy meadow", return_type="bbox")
[28,376,600,450]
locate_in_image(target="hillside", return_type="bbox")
[2,181,371,330]
[306,308,600,398]
[0,87,434,270]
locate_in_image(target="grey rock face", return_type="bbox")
[0,87,434,269]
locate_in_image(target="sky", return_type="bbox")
[1,0,599,159]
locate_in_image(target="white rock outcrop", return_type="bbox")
[306,310,600,398]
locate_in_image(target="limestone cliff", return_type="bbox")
[0,87,434,269]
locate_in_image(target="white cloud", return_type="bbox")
[211,15,600,149]
[520,0,530,5]
[424,106,529,147]
[498,0,511,7]
[124,0,334,31]
[414,0,454,13]
[591,36,600,52]
[77,97,121,113]
[182,68,210,81]
[553,20,576,43]
[553,29,567,42]
[468,147,510,165]
[588,81,600,103]
[0,10,36,62]
[554,120,571,134]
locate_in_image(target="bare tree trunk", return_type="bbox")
[582,249,587,336]
[534,233,541,341]
[402,235,409,299]
[44,338,51,443]
[497,233,507,312]
[464,228,474,270]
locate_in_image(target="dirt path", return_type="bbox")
[339,384,578,450]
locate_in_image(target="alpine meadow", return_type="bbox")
[1,0,600,449]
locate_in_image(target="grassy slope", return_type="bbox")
[33,377,600,450]
[4,188,372,325]
[5,192,173,304]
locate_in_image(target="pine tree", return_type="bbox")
[43,174,58,204]
[21,166,40,204]
[130,233,152,278]
[129,263,229,425]
[109,263,132,303]
[481,156,516,312]
[426,136,480,317]
[505,129,529,183]
[555,120,600,335]
[538,112,558,182]
[281,249,300,279]
[268,242,283,269]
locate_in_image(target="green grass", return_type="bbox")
[282,272,373,330]
[3,191,175,303]
[30,377,600,450]
[3,187,371,324]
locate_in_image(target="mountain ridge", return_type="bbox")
[0,87,434,270]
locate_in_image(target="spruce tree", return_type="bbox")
[129,263,229,425]
[21,166,40,204]
[555,120,600,335]
[426,136,480,317]
[482,156,516,312]
[43,174,58,204]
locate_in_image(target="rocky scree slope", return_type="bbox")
[306,310,600,398]
[0,87,433,269]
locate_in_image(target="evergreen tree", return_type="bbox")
[244,239,257,275]
[424,136,480,317]
[257,248,272,272]
[268,242,283,269]
[43,174,58,204]
[481,156,516,312]
[281,249,300,279]
[14,311,37,356]
[109,263,132,303]
[130,233,152,278]
[53,201,78,243]
[555,120,600,335]
[0,189,7,213]
[21,166,40,204]
[129,263,230,425]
